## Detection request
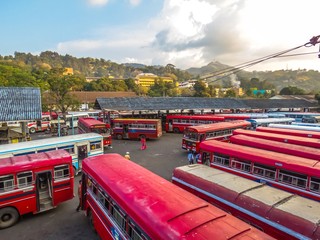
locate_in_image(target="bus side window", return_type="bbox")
[0,174,15,192]
[90,142,101,151]
[111,203,127,231]
[17,171,33,188]
[128,219,150,240]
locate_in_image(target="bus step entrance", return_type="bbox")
[39,189,53,212]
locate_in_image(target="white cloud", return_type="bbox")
[87,0,109,6]
[129,0,142,6]
[58,0,320,71]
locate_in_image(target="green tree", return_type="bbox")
[193,80,208,97]
[44,68,82,113]
[225,89,236,97]
[279,86,305,95]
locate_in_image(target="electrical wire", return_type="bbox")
[200,35,320,84]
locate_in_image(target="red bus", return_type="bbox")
[230,134,320,161]
[198,140,320,202]
[165,114,225,133]
[80,154,273,240]
[78,117,112,147]
[233,129,320,149]
[172,164,320,240]
[182,120,251,153]
[256,126,320,139]
[0,149,74,229]
[112,118,162,140]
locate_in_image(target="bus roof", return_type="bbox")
[200,140,320,177]
[257,126,320,138]
[78,117,108,127]
[233,129,320,149]
[230,134,320,161]
[0,133,102,155]
[82,154,272,239]
[185,120,250,132]
[166,114,225,121]
[246,118,295,124]
[0,150,72,175]
[173,164,320,238]
[112,118,161,123]
[269,123,320,131]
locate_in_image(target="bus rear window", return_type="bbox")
[54,165,70,179]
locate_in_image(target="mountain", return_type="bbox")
[185,61,320,93]
[1,51,320,93]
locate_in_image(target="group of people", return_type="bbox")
[188,151,200,165]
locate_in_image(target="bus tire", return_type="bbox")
[116,134,123,140]
[173,128,180,133]
[29,127,36,134]
[0,207,19,229]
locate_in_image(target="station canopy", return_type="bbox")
[94,97,318,112]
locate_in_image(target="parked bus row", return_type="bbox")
[0,150,74,229]
[233,128,320,149]
[230,134,320,161]
[172,164,320,240]
[182,120,251,153]
[198,139,320,202]
[268,123,320,131]
[80,153,273,240]
[256,126,320,138]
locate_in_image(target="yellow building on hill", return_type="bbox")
[63,68,74,75]
[135,73,175,88]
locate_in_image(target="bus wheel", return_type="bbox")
[0,207,19,229]
[87,210,96,233]
[29,127,36,134]
[173,128,180,133]
[116,134,123,140]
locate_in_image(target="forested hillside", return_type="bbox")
[1,51,320,93]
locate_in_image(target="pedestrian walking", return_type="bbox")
[187,151,194,165]
[124,152,131,160]
[140,136,147,150]
[76,180,82,212]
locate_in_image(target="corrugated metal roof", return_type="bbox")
[94,97,318,111]
[0,87,42,121]
[241,99,317,109]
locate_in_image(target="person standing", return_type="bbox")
[188,151,194,165]
[141,136,147,150]
[76,180,82,212]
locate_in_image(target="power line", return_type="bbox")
[200,35,320,84]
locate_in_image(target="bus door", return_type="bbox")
[35,171,53,212]
[168,119,173,132]
[123,124,129,139]
[77,144,88,172]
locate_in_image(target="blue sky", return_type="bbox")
[1,0,320,71]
